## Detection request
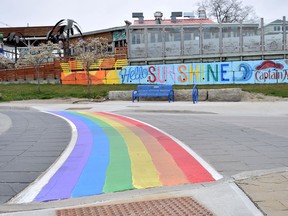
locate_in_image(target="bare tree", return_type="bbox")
[16,42,60,92]
[198,0,258,23]
[71,38,111,98]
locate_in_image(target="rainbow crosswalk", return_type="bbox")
[34,111,217,202]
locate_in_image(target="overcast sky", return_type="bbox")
[0,0,287,32]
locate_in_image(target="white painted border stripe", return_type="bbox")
[9,111,78,204]
[168,133,223,181]
[107,112,223,181]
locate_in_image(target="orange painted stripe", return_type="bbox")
[99,112,190,186]
[102,112,215,183]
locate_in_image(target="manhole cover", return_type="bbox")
[56,197,214,216]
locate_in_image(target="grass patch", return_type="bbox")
[0,83,287,102]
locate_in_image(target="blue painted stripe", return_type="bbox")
[71,112,110,197]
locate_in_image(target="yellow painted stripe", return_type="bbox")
[100,112,189,186]
[84,112,161,189]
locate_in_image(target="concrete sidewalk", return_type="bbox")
[0,100,288,215]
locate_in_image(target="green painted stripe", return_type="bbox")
[77,112,134,192]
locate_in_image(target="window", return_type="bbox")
[183,27,200,40]
[131,30,144,44]
[148,28,162,43]
[174,32,181,41]
[184,32,192,40]
[150,33,156,43]
[165,28,181,42]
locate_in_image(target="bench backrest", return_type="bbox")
[132,84,174,102]
[137,85,153,91]
[137,85,172,92]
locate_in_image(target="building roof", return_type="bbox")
[0,26,54,37]
[133,18,214,25]
[82,26,126,36]
[265,19,288,26]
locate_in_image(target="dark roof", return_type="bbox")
[0,26,54,37]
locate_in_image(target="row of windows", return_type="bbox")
[274,26,288,31]
[131,29,260,44]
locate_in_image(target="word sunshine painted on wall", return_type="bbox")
[119,60,288,85]
[60,59,288,85]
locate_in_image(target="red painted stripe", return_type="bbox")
[101,112,215,183]
[98,112,190,186]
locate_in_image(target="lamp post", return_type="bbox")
[7,32,26,62]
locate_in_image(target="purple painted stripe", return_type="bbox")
[34,111,93,201]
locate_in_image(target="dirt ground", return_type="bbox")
[241,91,288,102]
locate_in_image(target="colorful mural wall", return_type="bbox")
[61,59,288,85]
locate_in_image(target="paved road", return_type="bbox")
[114,109,288,178]
[0,110,71,204]
[0,101,287,215]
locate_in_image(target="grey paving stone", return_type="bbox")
[0,196,11,204]
[9,183,28,195]
[0,151,23,156]
[117,111,288,178]
[0,172,39,183]
[0,110,72,204]
[13,156,57,164]
[0,156,15,162]
[0,161,52,172]
[3,145,32,151]
[0,184,15,195]
[20,151,62,157]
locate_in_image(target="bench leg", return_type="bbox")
[169,95,174,102]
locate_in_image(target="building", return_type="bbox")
[0,24,128,61]
[264,19,288,35]
[126,11,288,65]
[0,26,54,60]
[0,12,287,67]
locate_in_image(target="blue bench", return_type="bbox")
[132,85,174,102]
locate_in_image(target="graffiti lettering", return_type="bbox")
[178,65,188,82]
[177,64,202,83]
[255,70,284,82]
[283,70,288,80]
[221,64,230,82]
[207,64,218,82]
[62,59,288,85]
[189,64,201,83]
[158,66,166,83]
[148,66,157,83]
[147,65,176,84]
[120,67,148,83]
[167,66,176,84]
